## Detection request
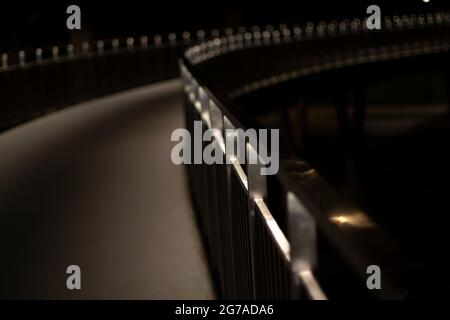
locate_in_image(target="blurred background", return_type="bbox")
[2,1,450,52]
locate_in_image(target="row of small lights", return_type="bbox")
[0,29,226,71]
[230,37,450,99]
[181,11,450,128]
[1,11,448,72]
[0,21,324,71]
[185,12,450,65]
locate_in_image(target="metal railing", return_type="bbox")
[181,12,450,299]
[0,31,218,131]
[182,61,327,299]
[1,11,449,299]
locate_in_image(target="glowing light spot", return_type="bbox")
[333,216,348,225]
[330,211,376,228]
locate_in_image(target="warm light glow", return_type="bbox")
[330,211,376,228]
[422,0,430,3]
[334,216,348,225]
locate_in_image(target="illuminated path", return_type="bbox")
[0,79,214,299]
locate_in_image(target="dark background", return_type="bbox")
[1,1,449,52]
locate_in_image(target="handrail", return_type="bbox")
[181,12,450,299]
[1,11,449,299]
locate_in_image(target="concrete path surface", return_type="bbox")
[0,79,214,299]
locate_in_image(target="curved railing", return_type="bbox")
[0,30,222,131]
[2,11,449,300]
[181,12,450,299]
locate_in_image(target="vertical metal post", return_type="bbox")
[247,142,267,299]
[287,191,326,300]
[223,115,238,299]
